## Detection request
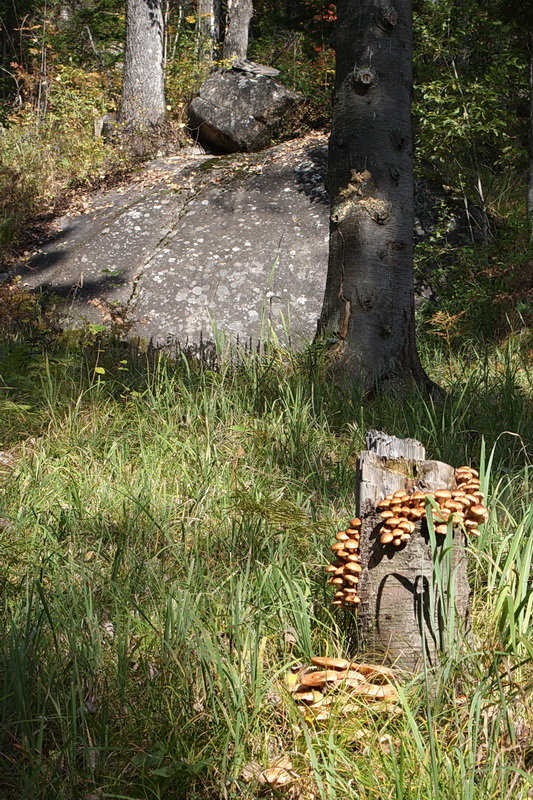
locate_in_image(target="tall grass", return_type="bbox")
[0,328,531,798]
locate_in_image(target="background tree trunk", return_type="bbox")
[318,0,430,393]
[223,0,253,61]
[198,0,220,60]
[120,0,166,130]
[527,31,533,242]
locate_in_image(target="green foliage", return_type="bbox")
[250,1,336,126]
[413,0,529,208]
[0,62,129,260]
[416,207,533,344]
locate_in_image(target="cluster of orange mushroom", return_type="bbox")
[377,466,488,546]
[326,467,489,606]
[326,517,362,607]
[284,656,398,720]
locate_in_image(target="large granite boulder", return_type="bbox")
[17,135,330,348]
[188,63,305,153]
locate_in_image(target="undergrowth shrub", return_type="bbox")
[0,64,127,259]
[415,207,533,345]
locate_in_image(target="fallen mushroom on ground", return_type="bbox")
[325,467,489,606]
[283,656,399,720]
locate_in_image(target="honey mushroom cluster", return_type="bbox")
[377,465,489,547]
[326,517,362,607]
[285,656,398,720]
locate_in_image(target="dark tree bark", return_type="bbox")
[318,0,432,393]
[198,0,220,60]
[120,0,166,130]
[223,0,253,61]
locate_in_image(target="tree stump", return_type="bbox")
[356,431,470,670]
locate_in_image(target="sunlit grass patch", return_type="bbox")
[0,328,531,798]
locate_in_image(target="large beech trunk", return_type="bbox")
[120,0,166,129]
[223,0,253,61]
[318,0,430,393]
[356,432,470,670]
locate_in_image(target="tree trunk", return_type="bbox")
[318,0,431,393]
[223,0,253,61]
[120,0,166,130]
[527,32,533,242]
[198,0,220,60]
[356,432,470,671]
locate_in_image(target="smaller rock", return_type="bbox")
[231,59,280,77]
[93,112,117,141]
[188,70,305,153]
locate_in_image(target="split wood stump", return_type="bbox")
[356,431,470,671]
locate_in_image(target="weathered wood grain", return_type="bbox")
[356,432,470,670]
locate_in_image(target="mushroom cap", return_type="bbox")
[411,490,426,501]
[435,489,452,501]
[380,509,394,519]
[435,524,448,534]
[468,504,489,522]
[331,542,346,552]
[392,537,402,546]
[328,577,344,585]
[398,520,415,533]
[345,528,360,537]
[344,540,359,551]
[344,562,363,573]
[298,670,345,687]
[444,500,463,512]
[311,656,350,671]
[386,517,402,527]
[343,573,359,584]
[457,466,479,477]
[463,494,478,505]
[355,662,395,679]
[393,490,407,499]
[335,531,350,541]
[349,518,362,528]
[377,498,391,509]
[345,553,361,562]
[380,532,394,544]
[343,595,361,604]
[294,690,316,703]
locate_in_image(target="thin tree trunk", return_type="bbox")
[198,0,220,60]
[318,0,433,394]
[527,32,533,242]
[120,0,166,129]
[223,0,253,61]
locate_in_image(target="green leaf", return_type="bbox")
[94,366,106,375]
